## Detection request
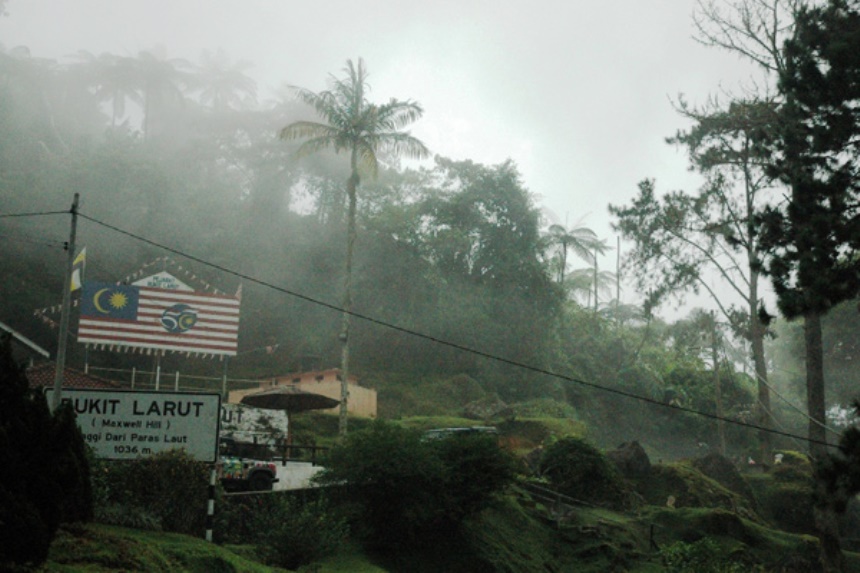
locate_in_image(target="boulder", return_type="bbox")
[606,441,651,479]
[691,452,756,507]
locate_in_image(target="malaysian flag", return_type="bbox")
[78,282,240,355]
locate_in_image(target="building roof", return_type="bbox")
[26,363,122,390]
[265,368,358,383]
[0,320,49,358]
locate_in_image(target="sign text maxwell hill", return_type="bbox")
[47,389,220,462]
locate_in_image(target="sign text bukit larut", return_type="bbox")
[46,389,220,462]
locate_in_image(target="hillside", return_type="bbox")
[37,491,860,573]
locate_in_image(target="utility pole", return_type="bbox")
[52,193,80,410]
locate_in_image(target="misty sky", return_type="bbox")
[0,0,763,308]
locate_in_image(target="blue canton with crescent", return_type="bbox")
[80,282,139,320]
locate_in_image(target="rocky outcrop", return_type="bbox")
[606,441,651,479]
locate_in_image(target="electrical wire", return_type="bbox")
[754,394,811,453]
[0,210,69,218]
[753,368,842,437]
[0,233,66,249]
[78,211,834,449]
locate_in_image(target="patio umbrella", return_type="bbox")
[240,386,340,457]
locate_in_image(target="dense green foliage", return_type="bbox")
[659,538,761,572]
[539,436,632,510]
[313,420,516,548]
[251,495,349,570]
[93,449,209,535]
[0,336,92,569]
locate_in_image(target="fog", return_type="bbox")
[2,0,841,460]
[0,0,763,308]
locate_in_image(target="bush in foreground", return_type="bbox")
[93,449,209,535]
[253,495,349,570]
[314,420,516,548]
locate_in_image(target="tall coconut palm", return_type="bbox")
[194,48,257,112]
[279,58,429,435]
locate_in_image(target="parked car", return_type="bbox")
[217,436,279,492]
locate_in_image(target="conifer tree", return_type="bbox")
[0,335,92,568]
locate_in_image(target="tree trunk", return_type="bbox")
[806,310,844,572]
[711,316,726,455]
[749,286,772,464]
[339,154,359,436]
[805,310,827,458]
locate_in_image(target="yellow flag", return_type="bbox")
[70,247,86,292]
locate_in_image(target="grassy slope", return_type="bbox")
[38,523,392,573]
[36,493,860,573]
[38,523,287,573]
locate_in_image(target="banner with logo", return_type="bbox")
[78,282,240,356]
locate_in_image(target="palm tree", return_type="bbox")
[544,222,605,284]
[564,267,615,307]
[194,48,257,112]
[280,58,429,435]
[135,48,193,139]
[71,51,143,128]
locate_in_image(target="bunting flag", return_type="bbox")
[78,282,240,356]
[70,247,86,292]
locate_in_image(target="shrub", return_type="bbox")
[94,449,209,535]
[660,538,760,572]
[51,404,93,523]
[431,431,517,519]
[314,420,515,548]
[539,436,631,510]
[315,421,445,546]
[253,495,348,570]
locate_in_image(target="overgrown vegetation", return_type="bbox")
[313,420,516,549]
[539,436,634,511]
[92,449,209,535]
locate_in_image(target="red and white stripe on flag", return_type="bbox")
[78,286,240,356]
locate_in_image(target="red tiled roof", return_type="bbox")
[26,363,122,390]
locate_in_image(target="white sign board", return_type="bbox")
[132,271,193,291]
[46,388,221,462]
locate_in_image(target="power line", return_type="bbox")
[0,210,69,218]
[0,233,66,249]
[78,211,834,449]
[753,369,842,437]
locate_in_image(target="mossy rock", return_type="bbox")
[744,457,815,536]
[752,477,815,535]
[539,437,638,511]
[643,506,821,570]
[770,452,814,484]
[635,462,762,524]
[691,452,758,509]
